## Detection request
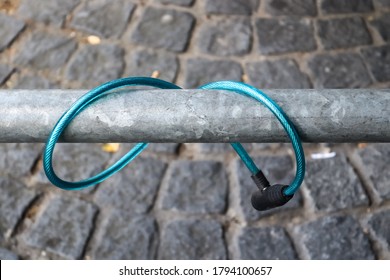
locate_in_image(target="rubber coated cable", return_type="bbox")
[43,77,180,190]
[199,81,305,196]
[43,77,305,198]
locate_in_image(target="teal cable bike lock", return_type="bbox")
[43,77,305,211]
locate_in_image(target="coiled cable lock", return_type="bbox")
[43,77,305,211]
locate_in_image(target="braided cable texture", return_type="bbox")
[43,77,180,190]
[199,81,305,196]
[44,78,305,196]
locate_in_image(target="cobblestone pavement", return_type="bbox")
[0,0,390,260]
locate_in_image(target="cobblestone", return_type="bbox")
[12,74,58,89]
[89,211,157,259]
[131,7,195,52]
[0,12,25,52]
[125,49,178,82]
[198,18,252,56]
[239,227,298,259]
[95,157,167,213]
[204,0,259,15]
[0,177,36,241]
[368,14,390,42]
[0,0,389,261]
[236,156,302,222]
[184,58,242,88]
[308,53,372,88]
[0,64,13,85]
[361,45,390,82]
[22,196,97,259]
[157,0,194,6]
[375,0,390,7]
[357,144,390,200]
[13,31,76,70]
[367,209,390,249]
[320,0,374,14]
[18,0,80,27]
[197,143,232,153]
[0,248,19,260]
[295,216,375,259]
[70,0,135,38]
[255,18,316,55]
[36,143,112,185]
[0,144,42,178]
[317,17,372,50]
[162,161,228,214]
[147,143,179,154]
[65,44,124,87]
[305,155,369,213]
[158,219,227,259]
[245,59,311,88]
[196,143,276,154]
[264,0,317,16]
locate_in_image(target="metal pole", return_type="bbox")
[0,89,389,143]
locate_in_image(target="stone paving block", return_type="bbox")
[198,18,252,56]
[256,18,316,55]
[197,143,232,153]
[125,49,178,82]
[12,74,58,89]
[13,31,76,70]
[369,14,390,42]
[131,7,195,52]
[357,144,390,200]
[65,44,124,87]
[23,196,97,259]
[320,0,374,14]
[36,143,112,185]
[367,209,390,249]
[158,219,227,259]
[294,216,375,259]
[70,0,135,38]
[317,17,372,50]
[114,143,179,155]
[204,0,259,15]
[239,226,297,259]
[0,177,36,241]
[196,143,276,154]
[308,53,372,88]
[375,0,390,7]
[18,0,80,27]
[0,248,19,260]
[147,143,179,154]
[305,154,369,213]
[95,157,167,213]
[89,211,158,259]
[0,143,43,178]
[245,59,311,89]
[158,0,194,6]
[361,45,390,83]
[264,0,317,16]
[184,58,243,88]
[236,156,302,222]
[0,64,13,85]
[162,161,228,214]
[0,12,25,52]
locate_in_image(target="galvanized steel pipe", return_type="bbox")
[0,89,389,143]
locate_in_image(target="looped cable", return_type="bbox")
[198,81,305,196]
[43,77,305,199]
[43,77,180,190]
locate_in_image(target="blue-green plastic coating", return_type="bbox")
[43,78,305,196]
[199,81,305,196]
[43,77,180,190]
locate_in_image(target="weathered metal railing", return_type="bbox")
[0,89,389,143]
